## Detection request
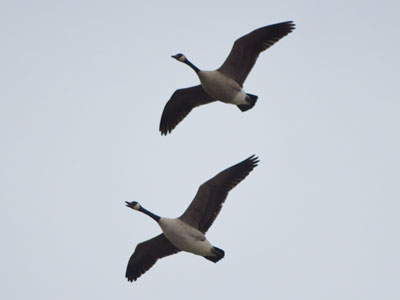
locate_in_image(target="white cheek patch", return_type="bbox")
[134,203,141,210]
[178,56,186,62]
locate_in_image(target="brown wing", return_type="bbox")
[179,155,259,233]
[218,21,295,86]
[159,85,215,135]
[125,234,180,282]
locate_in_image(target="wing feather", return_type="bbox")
[125,234,180,282]
[160,85,215,135]
[218,21,295,86]
[179,155,259,233]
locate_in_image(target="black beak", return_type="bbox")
[171,55,178,59]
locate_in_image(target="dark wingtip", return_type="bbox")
[126,275,136,282]
[125,269,139,282]
[159,126,171,136]
[159,112,174,136]
[283,20,296,31]
[159,127,166,135]
[160,130,171,136]
[247,154,260,167]
[271,20,296,33]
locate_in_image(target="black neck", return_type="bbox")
[184,58,200,73]
[139,206,161,222]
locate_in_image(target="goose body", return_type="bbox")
[125,155,259,281]
[197,71,247,105]
[159,21,295,135]
[159,218,214,256]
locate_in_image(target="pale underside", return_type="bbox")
[159,218,215,256]
[198,70,248,105]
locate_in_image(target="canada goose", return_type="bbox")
[125,155,259,281]
[159,21,295,135]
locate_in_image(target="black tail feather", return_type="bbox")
[237,93,258,112]
[204,246,225,263]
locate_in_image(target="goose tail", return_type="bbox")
[237,93,258,112]
[204,246,225,263]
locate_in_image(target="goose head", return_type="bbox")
[171,53,187,62]
[125,201,141,210]
[171,53,200,73]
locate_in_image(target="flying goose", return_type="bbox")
[159,21,295,135]
[125,155,259,281]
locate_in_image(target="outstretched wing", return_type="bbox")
[179,155,259,233]
[160,85,215,135]
[125,234,180,282]
[218,21,295,86]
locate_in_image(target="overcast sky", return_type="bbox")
[1,0,399,299]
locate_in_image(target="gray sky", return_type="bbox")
[1,0,399,299]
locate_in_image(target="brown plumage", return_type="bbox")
[125,234,179,282]
[160,85,214,135]
[159,21,295,135]
[218,21,295,87]
[125,155,259,282]
[179,155,259,233]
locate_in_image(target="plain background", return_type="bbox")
[1,0,399,299]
